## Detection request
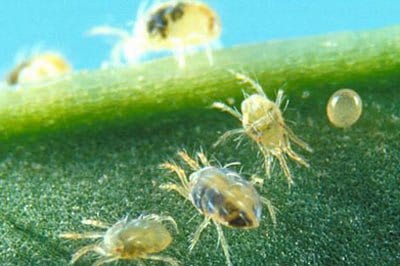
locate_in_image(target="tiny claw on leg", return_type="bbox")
[159,183,189,199]
[285,145,310,168]
[81,219,110,229]
[274,152,294,187]
[250,174,264,186]
[261,197,278,226]
[211,102,243,121]
[189,218,210,252]
[214,222,232,266]
[213,128,244,148]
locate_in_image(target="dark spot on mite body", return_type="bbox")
[192,185,254,228]
[6,61,30,85]
[147,9,169,38]
[170,3,185,21]
[147,2,186,39]
[228,211,253,227]
[203,188,224,213]
[222,201,253,228]
[191,185,206,210]
[192,186,224,214]
[208,16,216,32]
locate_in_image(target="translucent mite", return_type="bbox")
[5,52,71,85]
[59,214,178,266]
[160,150,276,266]
[212,72,313,186]
[326,88,362,128]
[89,0,221,68]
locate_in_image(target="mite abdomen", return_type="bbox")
[189,167,262,229]
[120,221,172,255]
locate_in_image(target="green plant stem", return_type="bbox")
[1,25,400,140]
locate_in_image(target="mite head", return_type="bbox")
[103,218,127,256]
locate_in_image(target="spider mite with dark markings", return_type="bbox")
[160,150,276,266]
[59,214,179,266]
[89,0,221,68]
[212,72,313,187]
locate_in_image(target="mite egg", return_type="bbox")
[327,89,362,128]
[59,214,178,266]
[89,0,221,68]
[5,52,71,85]
[160,150,276,266]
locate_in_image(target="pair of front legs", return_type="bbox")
[159,150,211,198]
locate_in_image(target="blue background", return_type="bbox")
[1,0,399,74]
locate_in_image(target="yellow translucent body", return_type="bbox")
[103,219,172,258]
[146,2,221,49]
[7,53,71,85]
[241,94,285,148]
[327,89,362,128]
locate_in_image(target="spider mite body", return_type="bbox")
[6,52,71,85]
[190,166,262,228]
[160,151,276,266]
[212,72,312,186]
[89,1,221,68]
[59,214,178,266]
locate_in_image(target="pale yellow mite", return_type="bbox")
[6,52,71,85]
[212,72,313,186]
[89,0,221,68]
[160,150,276,266]
[326,88,362,128]
[59,214,178,266]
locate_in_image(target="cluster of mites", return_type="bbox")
[4,0,363,130]
[5,1,363,265]
[59,70,310,266]
[57,72,361,266]
[5,0,221,86]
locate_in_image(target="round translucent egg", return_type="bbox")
[327,89,362,128]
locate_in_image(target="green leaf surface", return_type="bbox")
[0,26,399,265]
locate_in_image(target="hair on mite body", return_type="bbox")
[89,0,221,68]
[212,72,313,187]
[59,214,179,266]
[160,150,276,266]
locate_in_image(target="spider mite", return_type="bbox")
[88,1,221,68]
[160,150,276,266]
[212,72,313,187]
[5,52,71,85]
[59,214,179,266]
